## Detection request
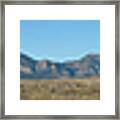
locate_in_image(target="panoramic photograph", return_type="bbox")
[20,20,100,100]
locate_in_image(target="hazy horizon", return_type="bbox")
[20,51,99,63]
[20,20,100,62]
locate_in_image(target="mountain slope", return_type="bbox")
[20,53,100,79]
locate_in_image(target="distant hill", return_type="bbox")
[20,53,100,79]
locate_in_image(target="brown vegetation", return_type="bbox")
[20,78,100,100]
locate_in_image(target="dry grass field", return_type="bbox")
[20,77,100,100]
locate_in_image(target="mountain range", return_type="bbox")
[20,53,100,79]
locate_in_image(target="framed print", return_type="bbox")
[0,0,119,119]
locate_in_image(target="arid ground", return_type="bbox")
[20,77,100,100]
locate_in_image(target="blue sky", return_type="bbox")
[20,20,100,62]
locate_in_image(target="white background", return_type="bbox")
[5,5,115,115]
